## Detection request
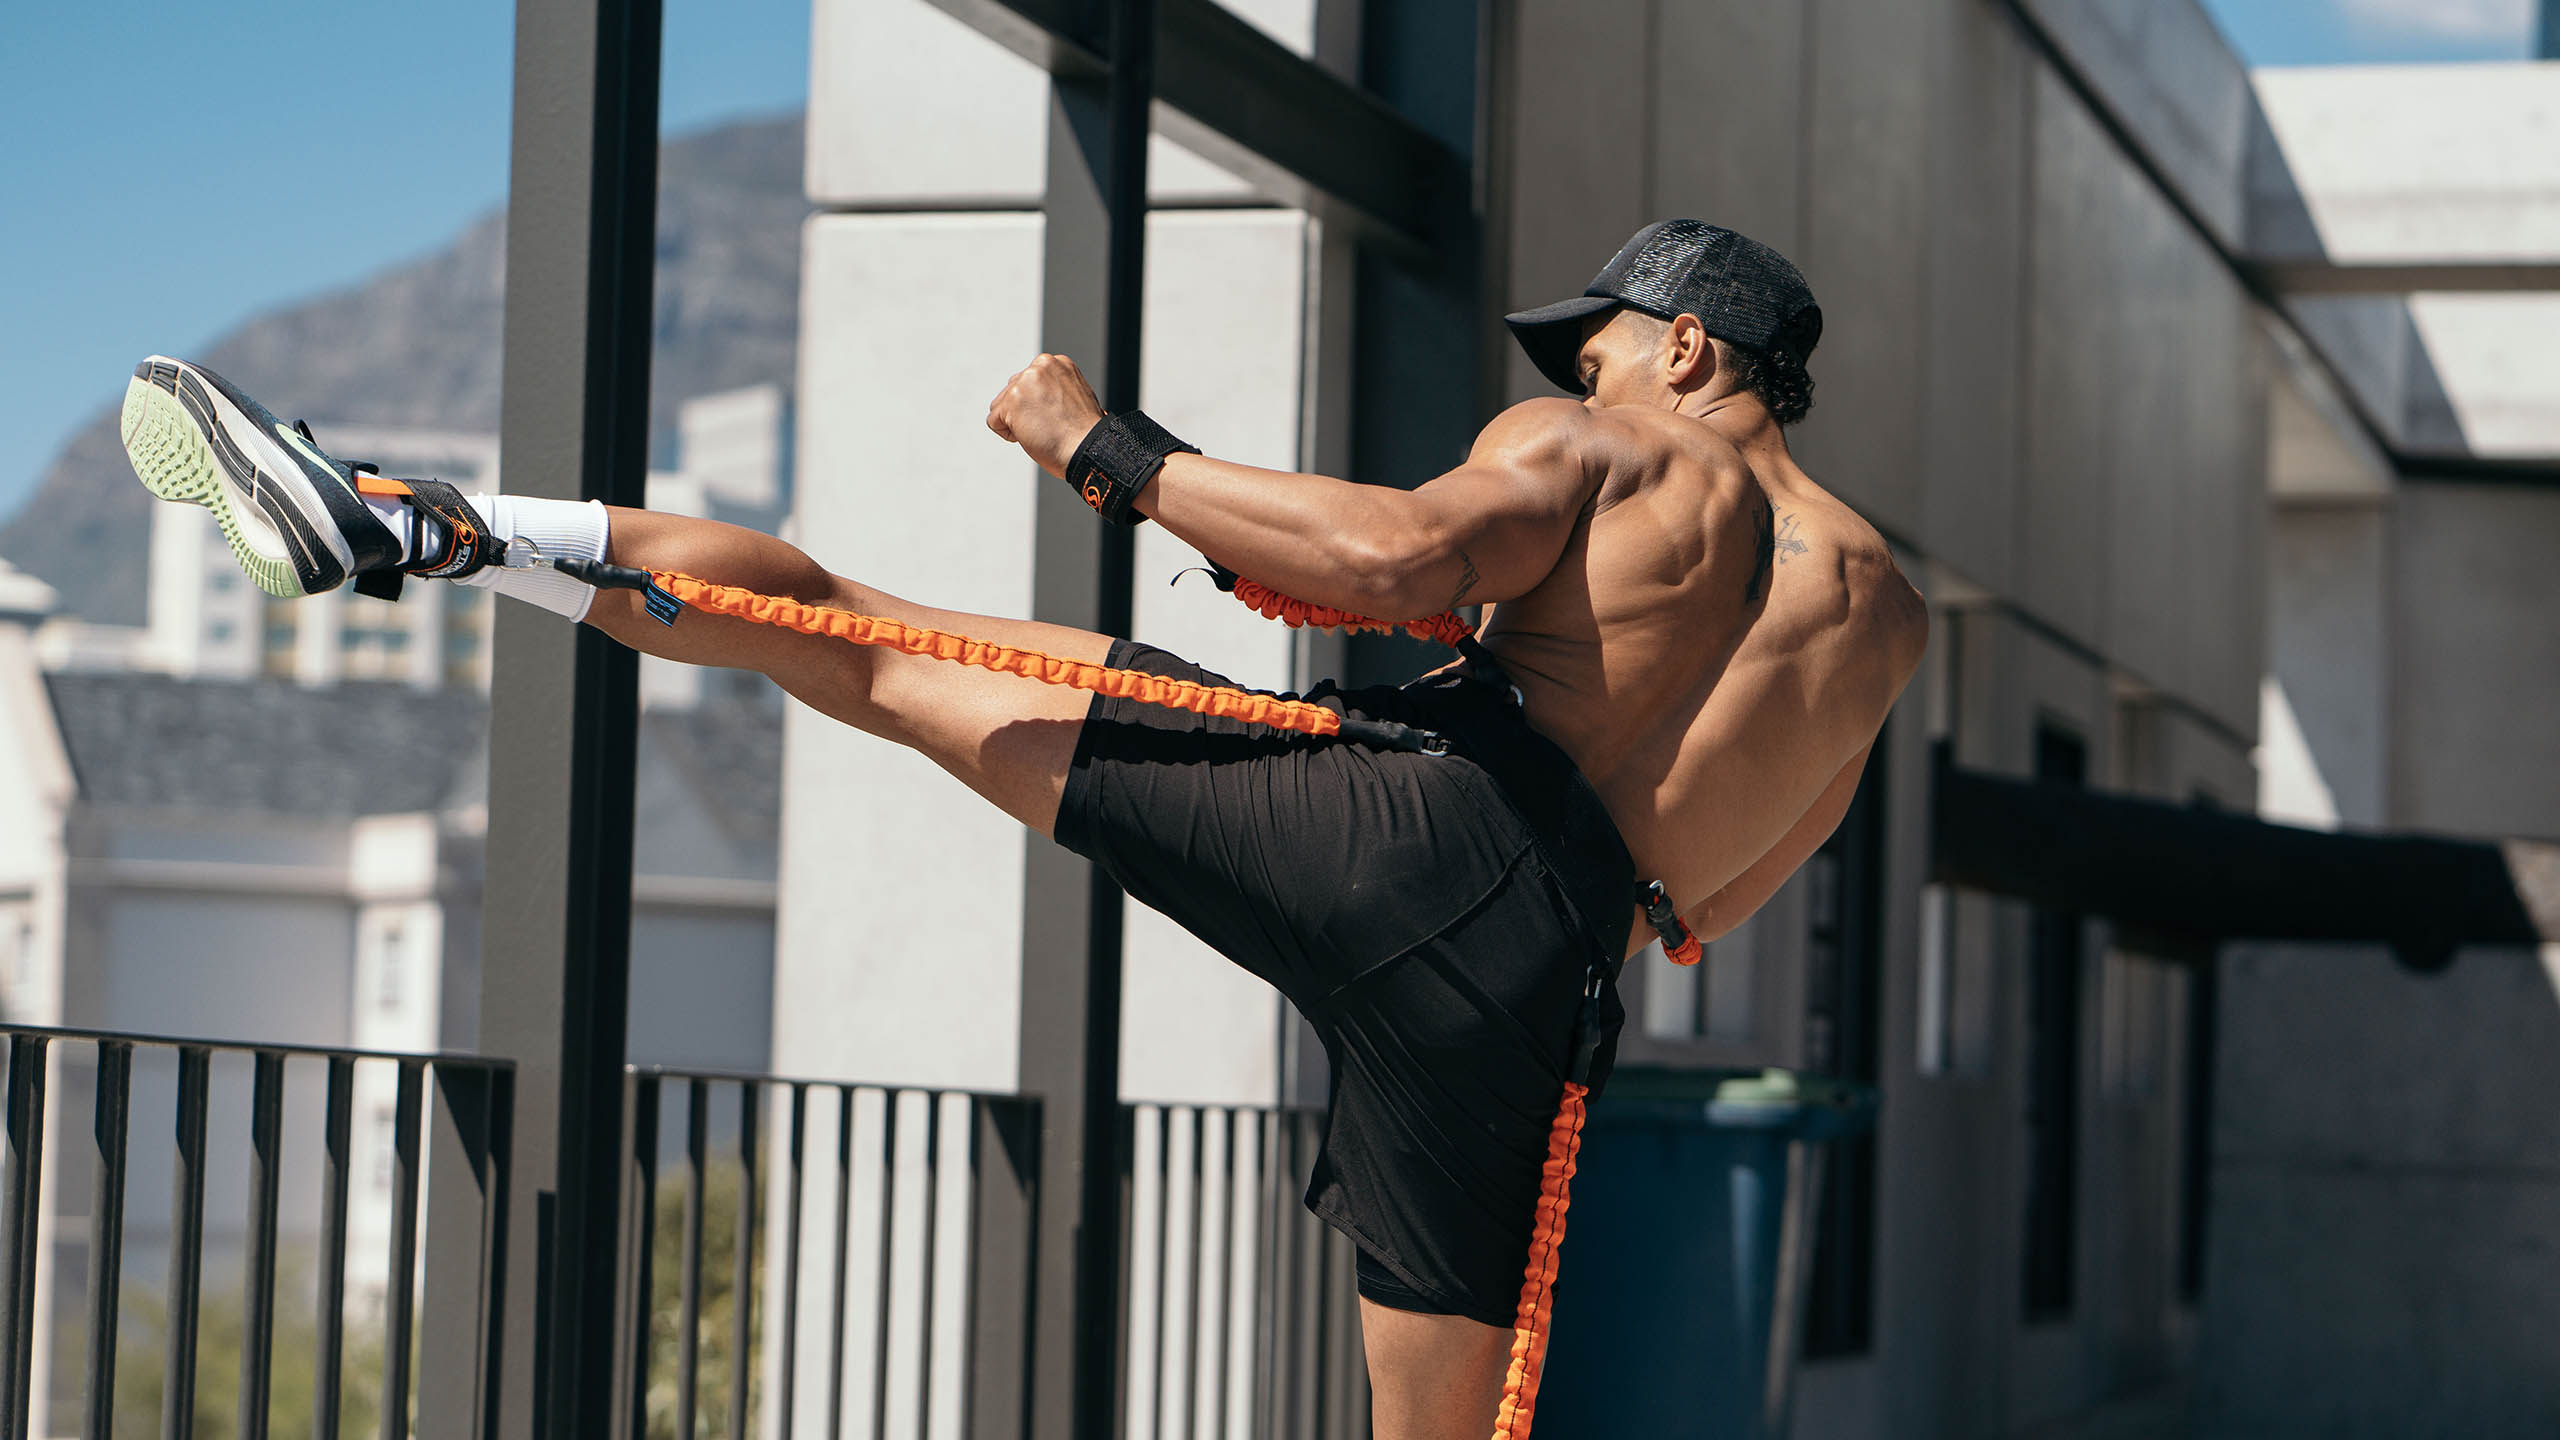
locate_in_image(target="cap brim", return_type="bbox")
[1503,294,1619,395]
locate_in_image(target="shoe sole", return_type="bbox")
[121,358,366,597]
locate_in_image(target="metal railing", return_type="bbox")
[612,1070,1041,1440]
[1118,1105,1363,1440]
[612,1083,1366,1440]
[0,1023,511,1440]
[0,1029,1376,1440]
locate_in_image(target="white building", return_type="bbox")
[0,412,791,1433]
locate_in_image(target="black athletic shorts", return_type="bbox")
[1054,639,1637,1329]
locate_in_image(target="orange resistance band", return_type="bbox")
[1493,1080,1589,1439]
[644,563,1588,1440]
[651,572,1359,738]
[1223,576,1478,650]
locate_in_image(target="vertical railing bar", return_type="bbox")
[1273,1112,1301,1440]
[379,1061,424,1440]
[826,1086,856,1440]
[313,1057,353,1440]
[956,1099,986,1440]
[678,1079,708,1440]
[869,1093,901,1440]
[237,1052,285,1440]
[1312,1116,1332,1440]
[1152,1108,1175,1440]
[313,1058,356,1438]
[1290,1117,1310,1440]
[478,1065,515,1440]
[161,1046,208,1440]
[1210,1111,1235,1440]
[957,1099,981,1440]
[1276,1114,1298,1440]
[1250,1111,1276,1440]
[622,1075,664,1440]
[778,1084,807,1440]
[729,1084,760,1440]
[916,1096,943,1440]
[1,1034,50,1440]
[81,1041,132,1440]
[609,1073,639,1440]
[1113,1106,1140,1440]
[1181,1108,1205,1440]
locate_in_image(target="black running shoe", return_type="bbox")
[120,356,405,597]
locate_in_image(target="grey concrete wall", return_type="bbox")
[2016,0,2256,251]
[2202,942,2560,1437]
[1788,603,2219,1440]
[1504,0,2267,739]
[2390,484,2560,840]
[2263,503,2388,829]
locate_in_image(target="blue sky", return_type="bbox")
[0,0,2543,524]
[2200,0,2540,64]
[0,1,809,522]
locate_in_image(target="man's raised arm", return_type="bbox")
[986,353,1605,621]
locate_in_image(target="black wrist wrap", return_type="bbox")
[1064,410,1196,526]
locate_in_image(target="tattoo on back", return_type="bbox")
[1774,512,1810,565]
[1451,548,1481,608]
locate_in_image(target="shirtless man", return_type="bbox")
[119,219,1923,1439]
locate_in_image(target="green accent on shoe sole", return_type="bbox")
[120,377,304,598]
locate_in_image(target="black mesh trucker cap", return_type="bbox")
[1505,219,1823,395]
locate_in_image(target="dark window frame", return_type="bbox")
[1802,735,1889,1359]
[2021,718,2089,1322]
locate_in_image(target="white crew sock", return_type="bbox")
[454,493,610,621]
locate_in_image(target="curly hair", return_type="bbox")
[1720,343,1816,427]
[1614,308,1816,425]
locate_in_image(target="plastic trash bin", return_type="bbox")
[1536,1067,1878,1439]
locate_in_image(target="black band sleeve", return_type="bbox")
[1063,410,1198,526]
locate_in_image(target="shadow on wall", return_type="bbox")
[2241,88,2467,457]
[2199,941,2560,1438]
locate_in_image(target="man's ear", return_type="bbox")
[1665,313,1713,389]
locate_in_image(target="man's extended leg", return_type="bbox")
[579,507,1107,837]
[121,354,1107,834]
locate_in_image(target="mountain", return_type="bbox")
[0,113,806,625]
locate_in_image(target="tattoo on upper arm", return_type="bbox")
[1451,548,1481,608]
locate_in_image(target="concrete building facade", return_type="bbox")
[765,2,2557,1437]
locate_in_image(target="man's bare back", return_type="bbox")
[1485,379,1927,954]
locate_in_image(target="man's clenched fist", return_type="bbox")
[986,353,1104,478]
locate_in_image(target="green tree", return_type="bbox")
[645,1157,762,1440]
[101,1247,390,1440]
